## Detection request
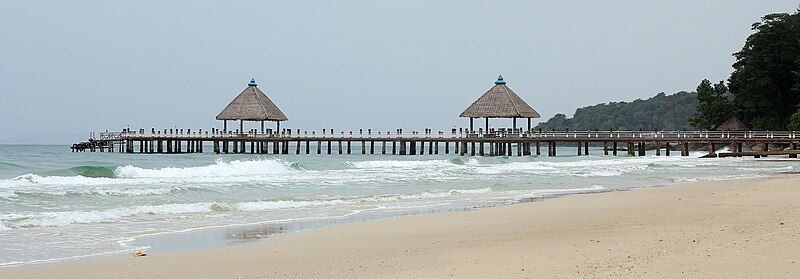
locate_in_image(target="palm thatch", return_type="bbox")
[460,76,540,118]
[717,116,748,131]
[216,79,288,122]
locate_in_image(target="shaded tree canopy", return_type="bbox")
[728,10,800,130]
[688,79,735,130]
[536,91,697,131]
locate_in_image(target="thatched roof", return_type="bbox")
[460,76,540,118]
[216,79,288,121]
[717,116,748,131]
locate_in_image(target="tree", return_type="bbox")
[789,108,800,131]
[689,79,735,130]
[728,10,800,130]
[536,91,697,131]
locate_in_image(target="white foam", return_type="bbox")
[3,203,216,229]
[114,158,294,178]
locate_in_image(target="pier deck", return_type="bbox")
[73,129,800,158]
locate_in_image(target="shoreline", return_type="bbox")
[5,174,800,277]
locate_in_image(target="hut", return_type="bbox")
[216,79,288,134]
[460,75,540,133]
[716,116,748,131]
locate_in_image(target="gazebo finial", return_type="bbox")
[248,78,257,86]
[495,75,506,85]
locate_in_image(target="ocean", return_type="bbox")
[0,144,795,267]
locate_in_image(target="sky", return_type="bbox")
[1,0,798,143]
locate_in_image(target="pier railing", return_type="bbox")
[111,129,799,140]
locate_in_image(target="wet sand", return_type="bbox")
[5,176,800,278]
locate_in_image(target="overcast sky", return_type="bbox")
[1,1,798,143]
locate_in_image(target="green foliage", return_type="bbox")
[789,108,800,131]
[728,10,800,130]
[536,92,698,131]
[688,79,735,130]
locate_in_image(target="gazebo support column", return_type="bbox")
[260,121,264,134]
[276,121,281,135]
[512,117,517,132]
[485,118,489,134]
[239,120,244,135]
[469,118,474,133]
[527,118,531,133]
[223,120,228,133]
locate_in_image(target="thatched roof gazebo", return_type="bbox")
[460,75,540,133]
[717,116,748,131]
[216,79,288,134]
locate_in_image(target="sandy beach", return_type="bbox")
[5,176,800,278]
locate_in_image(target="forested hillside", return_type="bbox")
[536,91,697,131]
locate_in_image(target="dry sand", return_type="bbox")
[5,176,800,278]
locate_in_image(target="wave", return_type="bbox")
[114,158,297,178]
[2,183,592,230]
[69,166,118,178]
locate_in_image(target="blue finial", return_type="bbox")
[248,78,257,86]
[495,75,506,84]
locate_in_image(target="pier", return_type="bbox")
[72,77,800,158]
[82,129,800,158]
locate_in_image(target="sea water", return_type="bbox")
[0,144,795,266]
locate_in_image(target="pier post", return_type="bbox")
[317,140,321,154]
[296,140,301,154]
[420,141,424,155]
[347,141,351,154]
[627,142,634,156]
[425,138,431,154]
[507,142,512,156]
[306,141,310,154]
[399,141,406,155]
[584,142,589,156]
[434,141,439,154]
[656,142,661,156]
[445,141,449,154]
[410,141,417,155]
[382,141,387,154]
[327,141,332,155]
[665,142,671,156]
[603,142,608,155]
[338,141,343,154]
[762,143,769,157]
[536,141,540,156]
[638,142,645,156]
[577,142,582,155]
[213,141,220,154]
[790,142,797,158]
[708,142,717,157]
[479,141,485,156]
[392,141,397,155]
[682,142,689,156]
[371,141,375,154]
[517,142,522,156]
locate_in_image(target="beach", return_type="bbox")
[5,175,799,278]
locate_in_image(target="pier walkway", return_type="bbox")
[74,129,800,158]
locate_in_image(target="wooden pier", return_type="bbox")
[80,129,800,158]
